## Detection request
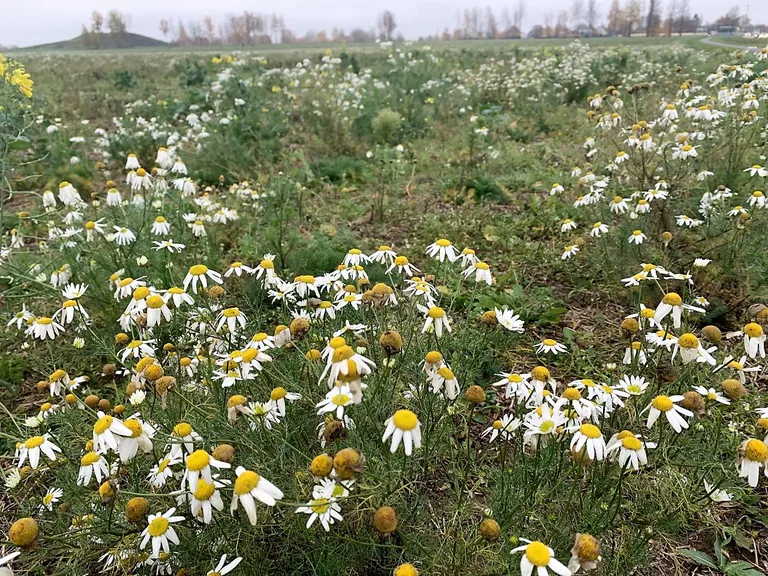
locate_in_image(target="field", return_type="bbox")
[1,37,768,576]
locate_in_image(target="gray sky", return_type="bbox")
[1,0,765,47]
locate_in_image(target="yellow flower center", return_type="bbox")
[540,420,554,433]
[579,424,601,439]
[124,419,144,438]
[186,450,210,471]
[744,439,768,462]
[310,498,331,514]
[24,436,45,449]
[189,264,208,276]
[641,309,655,319]
[475,262,489,270]
[271,387,288,400]
[542,339,557,347]
[331,392,352,406]
[394,256,409,266]
[147,517,169,537]
[49,369,67,382]
[662,292,682,306]
[37,317,53,325]
[525,541,552,567]
[234,470,261,495]
[652,395,674,412]
[94,416,113,434]
[118,277,134,287]
[425,351,443,364]
[492,420,503,430]
[193,478,216,501]
[81,451,100,466]
[174,423,192,437]
[744,323,764,338]
[435,239,451,247]
[563,388,581,401]
[260,259,274,269]
[531,366,550,381]
[295,275,315,284]
[437,366,455,380]
[332,345,355,363]
[677,333,699,349]
[146,295,165,309]
[223,307,240,318]
[392,409,418,431]
[428,307,445,319]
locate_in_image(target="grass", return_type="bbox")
[1,37,768,576]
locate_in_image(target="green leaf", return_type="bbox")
[8,135,31,151]
[679,549,718,570]
[723,561,764,576]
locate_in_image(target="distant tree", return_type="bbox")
[585,0,599,35]
[677,0,689,33]
[316,30,328,42]
[513,0,526,32]
[176,21,190,45]
[543,12,554,36]
[664,0,677,35]
[528,24,545,38]
[200,17,215,44]
[106,10,128,35]
[377,10,397,40]
[91,11,104,34]
[645,0,660,35]
[159,19,170,39]
[485,7,498,38]
[571,0,585,29]
[606,0,623,34]
[625,0,643,35]
[555,9,570,37]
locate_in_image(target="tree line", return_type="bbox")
[76,5,765,48]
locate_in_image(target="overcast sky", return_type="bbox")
[1,0,765,47]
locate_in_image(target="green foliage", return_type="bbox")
[371,107,403,144]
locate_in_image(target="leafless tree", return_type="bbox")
[677,0,689,34]
[485,7,498,38]
[645,0,660,35]
[571,0,585,29]
[513,0,526,32]
[377,10,397,40]
[159,19,170,39]
[585,0,599,34]
[91,11,104,34]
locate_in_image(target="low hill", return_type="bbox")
[23,32,168,51]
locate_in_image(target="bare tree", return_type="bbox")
[645,0,660,35]
[571,0,585,29]
[555,9,570,36]
[91,11,104,34]
[159,19,170,39]
[204,16,218,44]
[606,0,623,34]
[586,0,599,35]
[677,0,689,34]
[485,7,498,38]
[665,0,678,35]
[543,12,554,36]
[626,0,643,36]
[513,0,526,32]
[377,10,397,40]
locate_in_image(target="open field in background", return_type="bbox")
[1,36,768,576]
